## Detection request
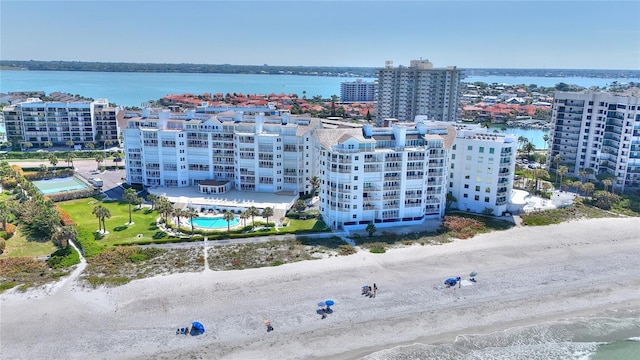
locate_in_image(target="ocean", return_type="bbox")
[362,310,640,360]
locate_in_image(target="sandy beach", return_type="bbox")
[1,217,639,359]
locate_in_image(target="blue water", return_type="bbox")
[2,70,638,108]
[32,176,90,195]
[0,70,374,107]
[489,126,549,150]
[362,312,640,360]
[190,216,239,229]
[464,75,640,88]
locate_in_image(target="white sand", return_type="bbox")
[1,218,639,359]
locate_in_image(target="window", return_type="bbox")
[451,164,455,169]
[452,144,456,150]
[489,148,495,154]
[479,146,484,153]
[484,197,490,203]
[474,195,480,201]
[354,176,358,180]
[478,156,483,163]
[465,165,471,170]
[467,145,472,151]
[464,184,469,189]
[463,193,468,198]
[466,155,472,161]
[475,185,480,191]
[464,175,470,180]
[485,187,491,193]
[451,154,456,159]
[476,176,482,182]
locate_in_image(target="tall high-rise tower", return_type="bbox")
[375,59,463,125]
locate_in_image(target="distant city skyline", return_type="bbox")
[1,1,639,70]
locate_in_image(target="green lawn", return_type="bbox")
[2,228,57,257]
[284,218,329,232]
[58,199,163,246]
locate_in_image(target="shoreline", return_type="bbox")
[335,300,640,360]
[1,217,639,359]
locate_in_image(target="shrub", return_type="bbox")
[442,215,484,239]
[2,223,16,239]
[337,244,356,256]
[46,246,81,269]
[55,206,76,226]
[0,239,5,254]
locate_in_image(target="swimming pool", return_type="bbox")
[32,176,91,195]
[190,216,239,229]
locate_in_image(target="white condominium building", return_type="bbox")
[548,90,640,192]
[2,98,118,147]
[123,109,321,194]
[340,79,375,102]
[375,59,463,125]
[316,120,515,230]
[448,124,517,215]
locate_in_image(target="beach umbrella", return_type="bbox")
[444,278,457,286]
[191,321,205,334]
[264,319,271,325]
[325,300,335,307]
[317,301,326,308]
[470,271,478,278]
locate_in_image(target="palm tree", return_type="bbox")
[578,169,587,183]
[147,193,158,210]
[104,139,114,150]
[308,176,320,196]
[553,154,562,182]
[124,188,137,224]
[583,182,595,197]
[172,207,185,233]
[517,136,528,150]
[94,153,105,171]
[261,207,273,226]
[223,210,235,233]
[43,141,53,149]
[522,142,535,157]
[247,206,259,228]
[240,211,249,227]
[92,205,111,233]
[185,207,198,235]
[602,179,612,192]
[155,197,173,224]
[65,152,76,168]
[542,134,549,148]
[557,166,568,187]
[366,222,377,237]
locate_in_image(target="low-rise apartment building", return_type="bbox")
[123,109,321,194]
[2,98,118,147]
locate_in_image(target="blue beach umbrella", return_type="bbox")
[317,301,326,307]
[191,321,205,335]
[325,300,335,307]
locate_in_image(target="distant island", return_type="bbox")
[1,60,638,79]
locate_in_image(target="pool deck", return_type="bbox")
[148,186,298,222]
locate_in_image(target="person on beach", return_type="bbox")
[373,283,377,297]
[185,326,189,335]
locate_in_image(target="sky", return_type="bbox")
[1,0,639,70]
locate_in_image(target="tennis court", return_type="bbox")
[32,176,91,195]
